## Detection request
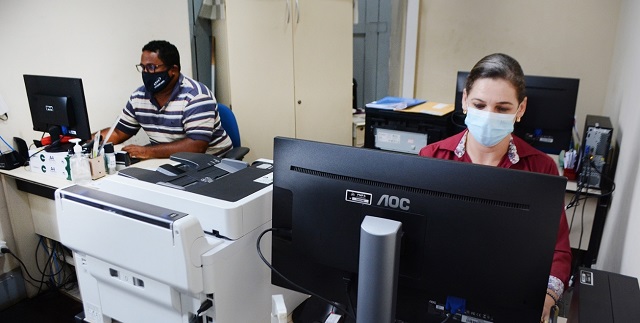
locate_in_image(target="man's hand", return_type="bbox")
[122,145,150,159]
[122,138,209,160]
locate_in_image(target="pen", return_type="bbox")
[99,115,121,156]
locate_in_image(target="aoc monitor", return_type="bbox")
[454,71,579,154]
[271,137,567,323]
[23,74,92,146]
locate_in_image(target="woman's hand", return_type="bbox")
[541,292,558,323]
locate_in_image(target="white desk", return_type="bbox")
[565,182,599,251]
[550,155,602,254]
[0,159,168,296]
[1,159,168,237]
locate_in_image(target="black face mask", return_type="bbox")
[142,71,172,93]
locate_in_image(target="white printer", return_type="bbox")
[55,153,305,323]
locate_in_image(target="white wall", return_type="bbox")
[594,0,640,277]
[415,0,640,278]
[0,1,192,142]
[414,0,621,136]
[0,0,192,272]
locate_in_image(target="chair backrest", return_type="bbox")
[217,103,241,148]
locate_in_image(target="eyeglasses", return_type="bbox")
[135,64,166,73]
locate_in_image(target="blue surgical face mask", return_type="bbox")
[464,107,517,147]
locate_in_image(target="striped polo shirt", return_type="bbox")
[116,74,232,156]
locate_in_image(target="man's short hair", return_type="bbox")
[143,40,181,71]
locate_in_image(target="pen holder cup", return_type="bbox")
[88,157,106,179]
[563,167,577,181]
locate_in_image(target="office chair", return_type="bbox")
[217,103,250,160]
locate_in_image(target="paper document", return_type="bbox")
[365,96,426,110]
[403,101,454,116]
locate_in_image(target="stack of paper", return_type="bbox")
[365,96,426,110]
[403,101,454,116]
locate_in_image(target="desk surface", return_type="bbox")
[0,165,70,188]
[0,157,173,241]
[0,156,179,298]
[0,158,171,189]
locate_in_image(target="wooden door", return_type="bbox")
[225,0,296,160]
[292,0,353,146]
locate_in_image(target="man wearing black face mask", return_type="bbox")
[99,40,232,159]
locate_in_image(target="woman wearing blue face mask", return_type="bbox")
[419,53,571,323]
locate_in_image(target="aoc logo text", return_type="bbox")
[377,194,410,211]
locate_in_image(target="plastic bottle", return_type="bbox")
[103,142,117,175]
[69,138,91,184]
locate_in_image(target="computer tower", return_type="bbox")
[568,268,640,322]
[579,115,613,189]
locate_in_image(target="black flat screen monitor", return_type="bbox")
[23,75,92,144]
[271,137,567,323]
[454,71,579,154]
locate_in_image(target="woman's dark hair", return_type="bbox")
[465,53,526,103]
[142,40,181,71]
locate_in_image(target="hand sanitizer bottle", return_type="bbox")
[69,138,91,184]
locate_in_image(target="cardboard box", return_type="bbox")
[29,149,70,180]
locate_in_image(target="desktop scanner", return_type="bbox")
[54,153,305,322]
[117,152,266,203]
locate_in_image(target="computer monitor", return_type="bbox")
[23,75,92,146]
[454,71,579,154]
[271,137,567,323]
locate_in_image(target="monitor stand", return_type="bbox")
[291,216,402,323]
[43,125,74,153]
[356,216,402,323]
